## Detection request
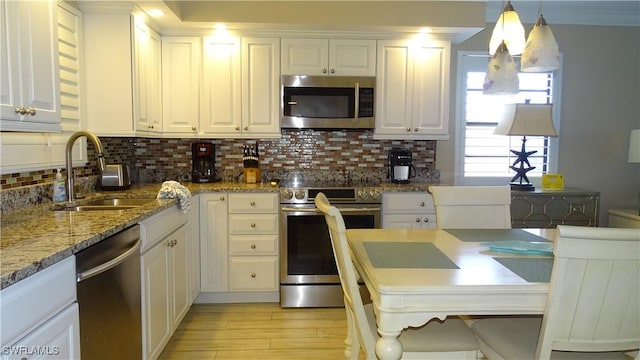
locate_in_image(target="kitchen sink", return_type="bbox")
[82,198,155,207]
[53,198,156,212]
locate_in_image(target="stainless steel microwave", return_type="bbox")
[281,75,375,129]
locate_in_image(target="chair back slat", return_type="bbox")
[536,225,640,357]
[429,186,512,229]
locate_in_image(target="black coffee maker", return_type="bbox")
[192,142,217,183]
[388,147,415,183]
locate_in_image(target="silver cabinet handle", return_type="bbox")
[406,128,411,132]
[192,126,196,131]
[330,68,335,73]
[251,244,256,249]
[219,196,225,201]
[250,223,256,228]
[415,218,421,223]
[251,273,257,278]
[414,128,419,132]
[423,218,429,223]
[322,68,327,73]
[243,126,248,131]
[235,126,240,131]
[250,201,256,206]
[420,201,425,207]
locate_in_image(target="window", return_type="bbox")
[455,52,562,186]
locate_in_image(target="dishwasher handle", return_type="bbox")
[77,237,141,282]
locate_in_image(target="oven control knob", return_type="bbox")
[281,189,293,200]
[294,189,306,200]
[357,189,369,201]
[370,189,381,200]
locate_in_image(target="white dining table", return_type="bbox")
[345,228,556,360]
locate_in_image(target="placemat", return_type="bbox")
[493,257,553,282]
[364,242,459,269]
[445,229,550,243]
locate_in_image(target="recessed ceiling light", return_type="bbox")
[147,9,164,17]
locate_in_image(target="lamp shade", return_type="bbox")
[629,129,640,163]
[483,42,519,95]
[489,1,526,56]
[521,15,560,72]
[494,103,557,136]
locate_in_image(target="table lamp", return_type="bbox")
[494,103,557,191]
[628,129,640,214]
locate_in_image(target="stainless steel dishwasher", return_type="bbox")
[76,224,142,359]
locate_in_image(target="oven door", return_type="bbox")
[279,204,381,285]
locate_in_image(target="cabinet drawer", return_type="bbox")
[1,257,76,345]
[140,206,188,251]
[229,235,278,255]
[228,193,278,213]
[382,192,434,213]
[229,214,279,234]
[229,257,278,291]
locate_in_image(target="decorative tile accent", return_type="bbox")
[0,129,438,211]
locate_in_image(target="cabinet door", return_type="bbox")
[9,303,80,360]
[382,214,425,229]
[241,37,281,138]
[200,37,241,135]
[200,193,229,292]
[1,0,60,131]
[162,37,200,135]
[134,19,162,135]
[410,42,449,138]
[169,225,190,330]
[80,5,134,136]
[329,39,376,76]
[188,195,201,302]
[281,38,328,75]
[141,240,171,360]
[374,40,413,137]
[374,39,450,140]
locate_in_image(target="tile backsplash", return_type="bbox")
[0,129,438,210]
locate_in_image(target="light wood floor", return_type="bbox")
[159,303,360,360]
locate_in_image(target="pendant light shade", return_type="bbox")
[489,1,526,56]
[483,42,519,95]
[521,15,560,72]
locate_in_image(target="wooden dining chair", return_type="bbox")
[471,225,640,360]
[428,185,512,229]
[314,192,479,360]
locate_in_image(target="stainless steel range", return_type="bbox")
[279,180,381,307]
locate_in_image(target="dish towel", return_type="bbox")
[157,181,191,213]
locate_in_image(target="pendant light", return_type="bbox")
[483,41,519,95]
[521,1,560,72]
[489,1,526,56]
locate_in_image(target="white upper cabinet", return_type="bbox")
[374,39,450,140]
[281,38,375,76]
[81,3,135,136]
[1,0,61,132]
[241,37,281,138]
[133,18,162,136]
[162,37,201,135]
[200,36,242,136]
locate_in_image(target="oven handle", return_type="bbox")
[281,206,381,213]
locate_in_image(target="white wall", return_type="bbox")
[438,23,640,226]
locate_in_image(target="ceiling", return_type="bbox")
[130,0,640,37]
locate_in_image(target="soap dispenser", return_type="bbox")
[53,169,67,202]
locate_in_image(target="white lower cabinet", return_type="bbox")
[140,207,190,360]
[0,256,80,359]
[382,192,437,229]
[198,192,279,303]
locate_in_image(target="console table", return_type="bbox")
[511,188,599,228]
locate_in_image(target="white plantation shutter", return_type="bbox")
[456,53,561,185]
[57,3,82,132]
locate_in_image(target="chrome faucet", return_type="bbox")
[65,131,106,203]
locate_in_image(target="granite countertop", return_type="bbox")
[0,180,433,290]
